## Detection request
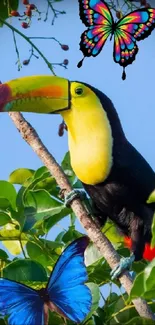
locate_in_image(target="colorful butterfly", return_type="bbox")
[77,0,155,80]
[0,237,92,325]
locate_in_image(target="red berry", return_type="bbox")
[116,10,122,19]
[23,0,29,4]
[25,9,32,16]
[61,44,69,51]
[28,4,36,10]
[10,10,20,17]
[63,59,69,66]
[23,59,30,65]
[21,22,29,28]
[58,123,64,137]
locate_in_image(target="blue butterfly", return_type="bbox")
[0,237,92,325]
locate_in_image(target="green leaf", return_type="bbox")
[24,190,70,230]
[87,259,111,286]
[32,166,57,192]
[0,211,11,226]
[61,151,72,171]
[93,308,105,325]
[48,311,66,325]
[130,259,155,300]
[22,207,37,232]
[61,226,82,243]
[102,221,123,245]
[0,249,8,260]
[73,179,84,189]
[105,293,138,325]
[33,166,49,179]
[84,283,100,322]
[0,223,27,255]
[125,317,155,325]
[84,319,95,325]
[0,198,11,209]
[26,241,62,269]
[61,152,76,183]
[40,239,63,250]
[3,259,47,282]
[24,189,64,220]
[43,206,70,232]
[85,243,102,266]
[0,0,19,27]
[0,222,19,236]
[55,231,66,242]
[34,176,56,192]
[151,212,155,247]
[0,319,7,325]
[16,186,26,209]
[0,181,16,209]
[9,168,35,185]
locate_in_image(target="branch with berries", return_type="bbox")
[0,0,68,73]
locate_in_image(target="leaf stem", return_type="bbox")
[19,237,27,258]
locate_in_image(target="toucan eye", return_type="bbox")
[75,87,83,95]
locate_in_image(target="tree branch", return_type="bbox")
[8,111,155,321]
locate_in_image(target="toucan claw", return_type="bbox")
[64,190,82,207]
[110,254,135,280]
[64,190,91,216]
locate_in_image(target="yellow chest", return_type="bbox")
[69,129,112,185]
[62,101,113,185]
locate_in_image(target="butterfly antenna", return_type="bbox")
[122,67,126,80]
[77,57,85,68]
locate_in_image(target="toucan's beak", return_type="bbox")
[0,75,70,114]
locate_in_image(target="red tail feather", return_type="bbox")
[124,237,155,261]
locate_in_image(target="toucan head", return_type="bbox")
[0,74,124,140]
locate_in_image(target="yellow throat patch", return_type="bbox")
[61,82,113,185]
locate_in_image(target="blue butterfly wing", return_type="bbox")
[47,237,92,323]
[0,279,44,325]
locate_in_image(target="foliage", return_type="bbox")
[0,152,153,324]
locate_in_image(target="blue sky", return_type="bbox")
[0,0,155,242]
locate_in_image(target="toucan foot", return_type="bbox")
[110,254,135,280]
[64,189,87,207]
[64,190,93,217]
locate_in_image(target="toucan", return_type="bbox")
[0,75,155,278]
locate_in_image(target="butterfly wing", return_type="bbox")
[47,236,91,323]
[0,279,44,325]
[113,8,155,78]
[78,0,114,66]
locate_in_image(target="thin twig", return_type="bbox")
[19,238,27,259]
[46,0,66,25]
[12,30,22,71]
[29,36,61,46]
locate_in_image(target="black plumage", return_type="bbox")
[81,83,155,261]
